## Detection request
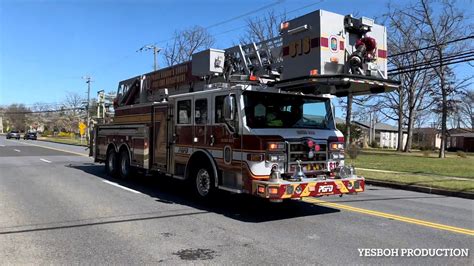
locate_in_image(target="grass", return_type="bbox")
[347,150,474,179]
[38,136,88,146]
[358,170,474,193]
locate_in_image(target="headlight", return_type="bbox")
[267,142,285,151]
[266,153,286,162]
[331,153,345,160]
[329,142,344,150]
[334,165,355,179]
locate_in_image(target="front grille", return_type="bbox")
[286,140,328,174]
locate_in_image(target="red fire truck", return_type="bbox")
[93,10,398,202]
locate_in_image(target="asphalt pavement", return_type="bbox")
[0,137,472,264]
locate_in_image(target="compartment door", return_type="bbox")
[152,105,168,171]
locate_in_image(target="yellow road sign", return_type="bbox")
[79,122,87,136]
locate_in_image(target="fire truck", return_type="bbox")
[92,10,399,202]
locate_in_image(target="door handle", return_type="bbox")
[210,135,215,146]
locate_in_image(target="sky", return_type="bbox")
[0,0,472,119]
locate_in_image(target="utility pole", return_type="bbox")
[137,44,161,71]
[82,76,92,141]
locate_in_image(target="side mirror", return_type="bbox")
[223,95,235,122]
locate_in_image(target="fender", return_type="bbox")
[117,143,132,164]
[185,149,219,187]
[107,143,118,153]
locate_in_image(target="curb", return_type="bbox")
[37,138,88,147]
[365,179,474,200]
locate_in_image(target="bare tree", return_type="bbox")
[378,0,473,155]
[457,89,474,129]
[62,92,85,133]
[239,10,285,46]
[3,104,30,132]
[64,92,84,115]
[414,0,472,158]
[339,95,371,147]
[378,2,439,152]
[163,26,215,66]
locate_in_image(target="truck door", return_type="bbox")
[212,93,243,189]
[193,97,210,148]
[172,97,193,177]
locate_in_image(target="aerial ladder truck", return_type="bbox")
[92,9,399,202]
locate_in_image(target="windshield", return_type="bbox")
[243,91,334,129]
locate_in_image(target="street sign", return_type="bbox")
[79,122,87,136]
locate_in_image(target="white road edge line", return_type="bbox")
[9,139,88,157]
[102,180,142,194]
[40,158,52,163]
[13,149,21,152]
[0,144,5,147]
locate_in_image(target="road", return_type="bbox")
[0,137,472,264]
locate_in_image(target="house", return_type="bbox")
[412,128,441,149]
[354,121,407,149]
[447,128,474,152]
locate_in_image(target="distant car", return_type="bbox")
[6,130,21,140]
[24,132,37,140]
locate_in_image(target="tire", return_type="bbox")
[105,149,118,177]
[192,165,215,199]
[118,149,132,179]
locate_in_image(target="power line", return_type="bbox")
[209,0,325,39]
[388,50,474,73]
[140,0,325,46]
[93,0,325,75]
[389,35,474,57]
[144,0,287,47]
[205,0,285,30]
[3,108,84,115]
[388,56,474,76]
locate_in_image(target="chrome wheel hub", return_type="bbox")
[196,169,210,197]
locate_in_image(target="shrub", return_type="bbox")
[57,132,75,138]
[456,151,467,158]
[42,129,53,136]
[346,144,360,159]
[370,140,378,148]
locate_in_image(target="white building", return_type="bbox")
[354,121,407,149]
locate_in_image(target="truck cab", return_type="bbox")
[167,84,363,202]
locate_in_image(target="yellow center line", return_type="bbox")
[303,198,474,236]
[9,140,89,157]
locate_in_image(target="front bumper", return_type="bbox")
[253,176,364,200]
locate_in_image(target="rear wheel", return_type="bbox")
[118,149,131,179]
[105,149,118,177]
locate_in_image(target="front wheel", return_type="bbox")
[193,166,215,199]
